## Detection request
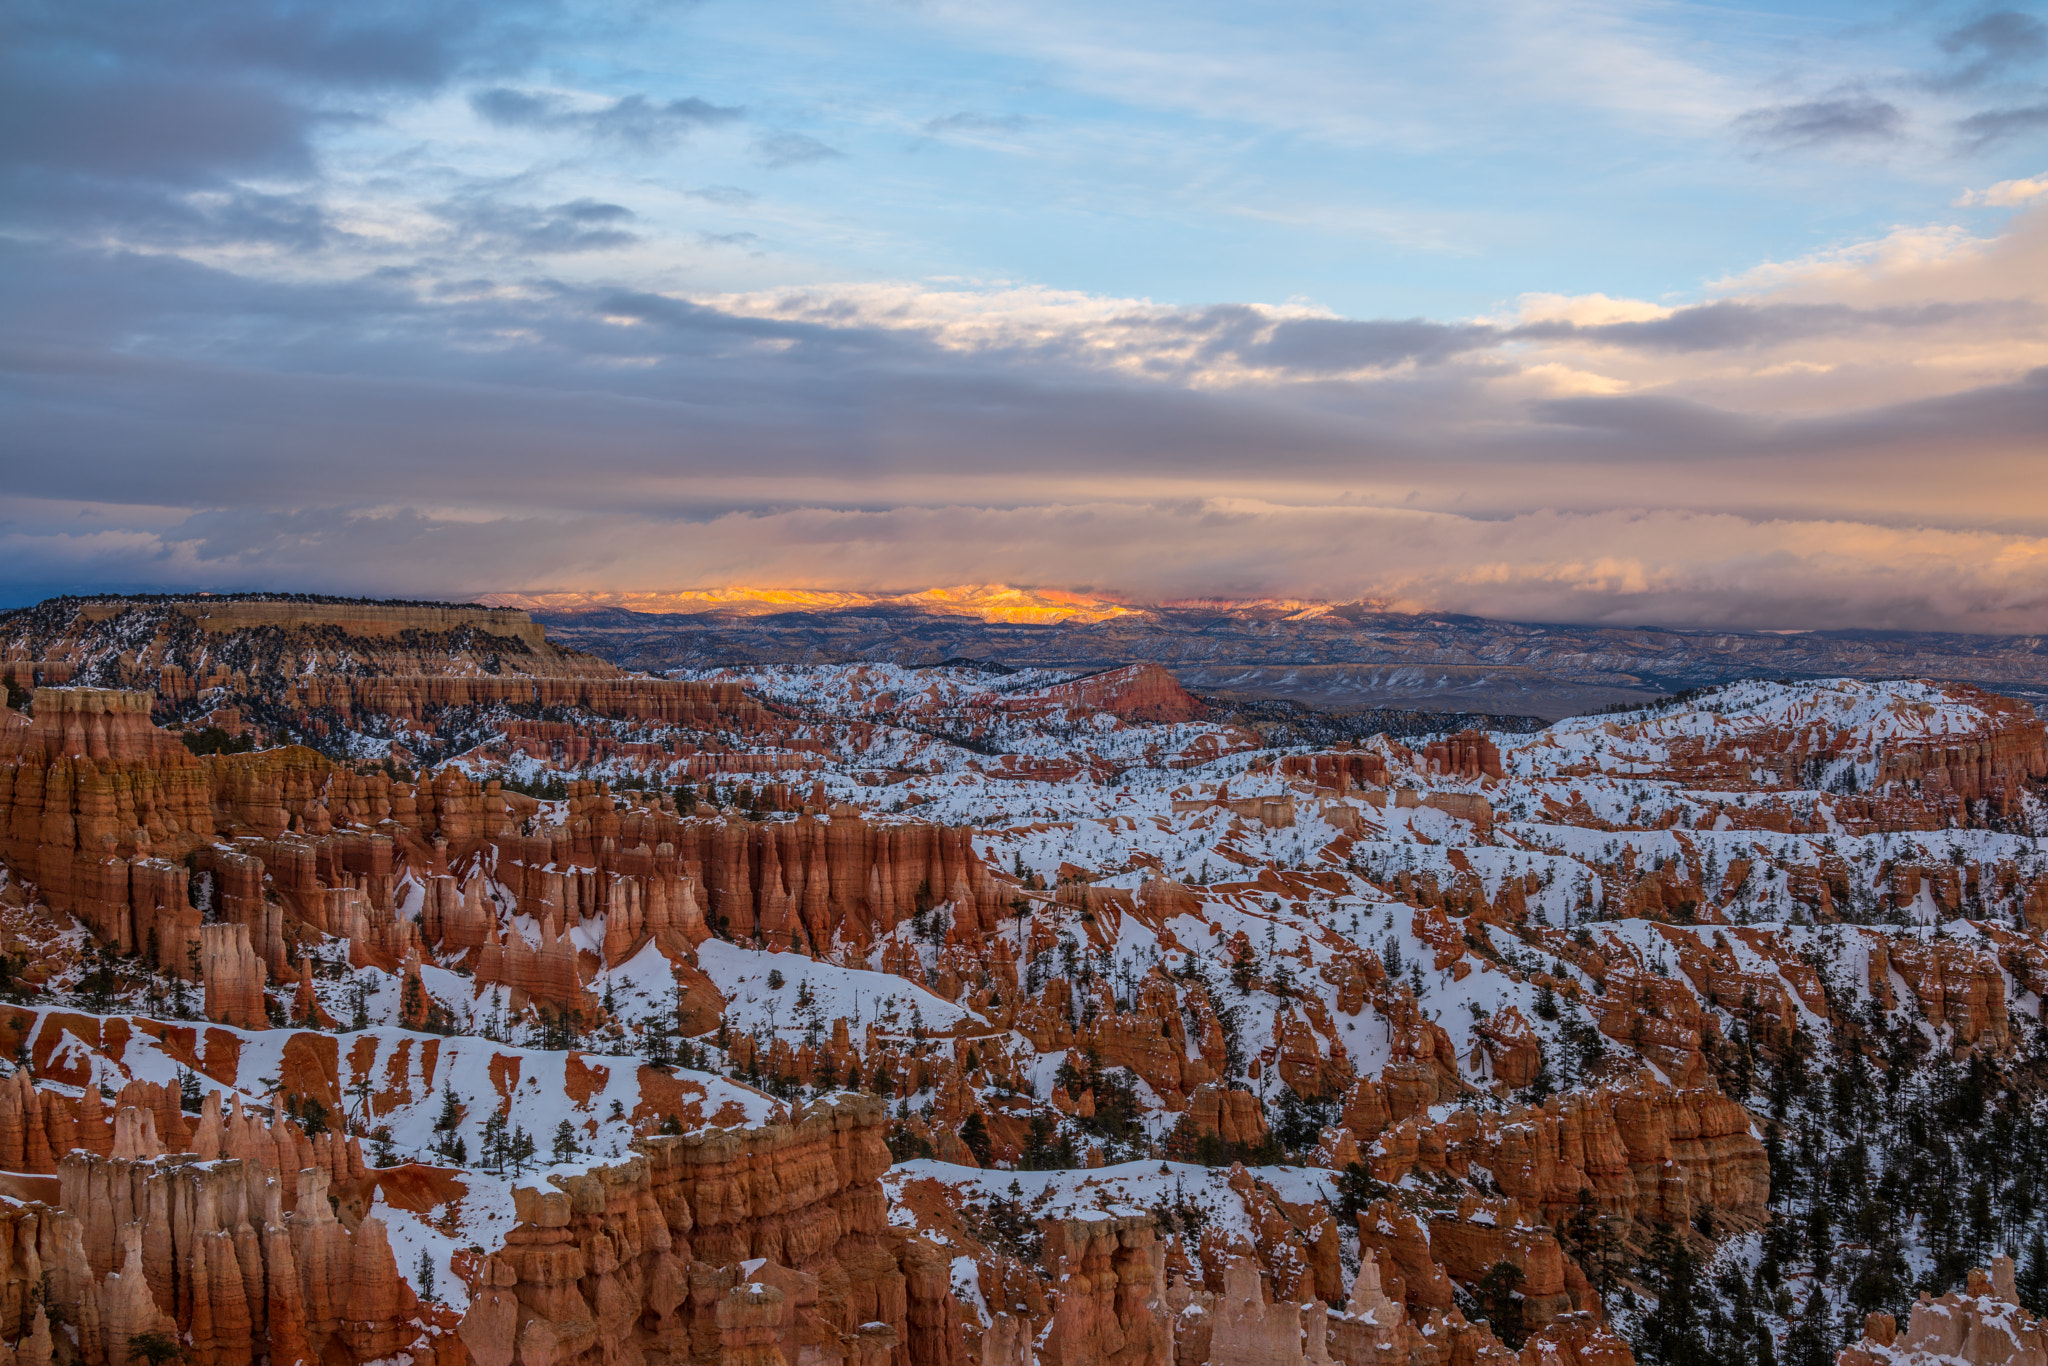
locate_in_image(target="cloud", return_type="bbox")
[1507,293,1671,327]
[4,0,2048,638]
[751,132,844,168]
[0,0,563,251]
[1935,9,2048,90]
[435,196,641,254]
[1957,172,2048,207]
[1734,90,1904,150]
[469,88,743,147]
[922,112,1032,135]
[1237,317,1496,372]
[687,185,759,206]
[1957,103,2048,150]
[1510,299,2032,352]
[12,497,2048,635]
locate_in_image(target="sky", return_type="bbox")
[2,0,2046,630]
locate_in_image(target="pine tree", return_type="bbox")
[552,1119,579,1162]
[960,1112,993,1167]
[510,1125,536,1173]
[644,1010,675,1068]
[1476,1260,1525,1349]
[1783,1285,1832,1366]
[2020,1232,2048,1316]
[1325,1163,1383,1221]
[482,1111,508,1171]
[1229,941,1254,993]
[415,1250,438,1304]
[434,1082,461,1132]
[1632,1228,1706,1366]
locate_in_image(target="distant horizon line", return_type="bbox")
[7,584,2043,641]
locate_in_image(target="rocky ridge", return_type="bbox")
[500,594,2048,717]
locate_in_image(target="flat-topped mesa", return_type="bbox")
[0,595,623,699]
[67,597,553,646]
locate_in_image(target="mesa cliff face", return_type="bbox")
[0,598,611,691]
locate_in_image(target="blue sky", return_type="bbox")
[2,0,2046,627]
[327,0,2044,312]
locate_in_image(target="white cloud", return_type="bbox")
[1504,291,1673,326]
[1956,173,2048,208]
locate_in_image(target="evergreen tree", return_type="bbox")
[509,1125,536,1173]
[1783,1285,1832,1366]
[2020,1232,2048,1316]
[126,1331,186,1365]
[1335,1164,1391,1222]
[960,1112,994,1167]
[1632,1228,1706,1366]
[482,1111,508,1170]
[434,1082,461,1132]
[553,1119,580,1161]
[1476,1261,1525,1349]
[1229,941,1255,993]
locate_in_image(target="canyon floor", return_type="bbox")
[0,594,2043,1366]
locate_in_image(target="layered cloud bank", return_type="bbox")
[6,201,2045,630]
[2,0,2045,630]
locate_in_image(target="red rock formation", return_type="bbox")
[460,1096,943,1366]
[998,666,1207,724]
[1166,1086,1271,1159]
[1425,1197,1576,1327]
[1384,1085,1768,1235]
[1279,751,1390,791]
[1420,731,1505,782]
[1838,1257,2043,1366]
[1884,936,2010,1049]
[491,808,1016,960]
[476,912,588,1013]
[199,922,268,1029]
[29,1129,430,1366]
